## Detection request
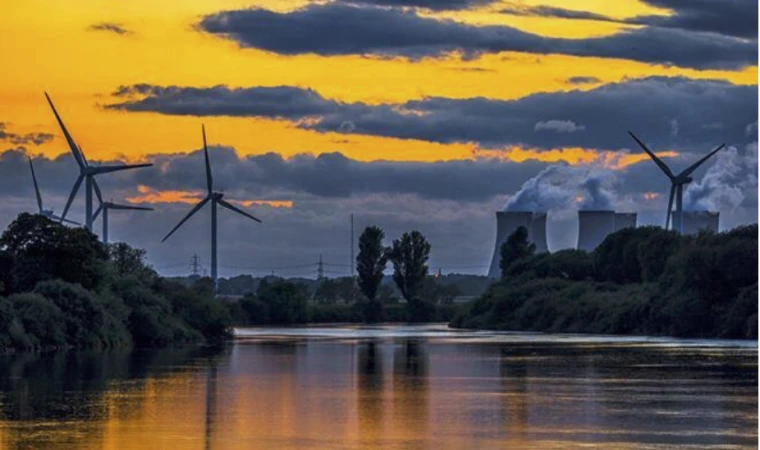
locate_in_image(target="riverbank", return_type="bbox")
[451,225,758,339]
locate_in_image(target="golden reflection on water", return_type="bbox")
[0,330,756,450]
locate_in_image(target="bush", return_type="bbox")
[9,293,66,349]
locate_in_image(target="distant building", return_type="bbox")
[671,210,720,235]
[488,211,547,278]
[577,210,637,252]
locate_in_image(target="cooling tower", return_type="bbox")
[577,210,616,252]
[530,212,548,254]
[614,212,637,231]
[672,210,720,235]
[487,211,546,278]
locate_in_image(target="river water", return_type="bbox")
[0,324,756,449]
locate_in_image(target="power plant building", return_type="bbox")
[488,211,547,278]
[671,210,720,235]
[577,210,617,252]
[614,213,637,231]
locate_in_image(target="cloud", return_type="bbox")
[0,123,53,146]
[197,4,757,69]
[566,76,601,85]
[685,142,758,211]
[501,0,758,39]
[0,144,754,275]
[534,120,585,133]
[108,84,348,119]
[107,77,757,152]
[335,0,498,11]
[504,164,617,213]
[88,22,133,35]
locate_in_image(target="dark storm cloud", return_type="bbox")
[134,149,547,202]
[108,84,351,119]
[0,144,755,275]
[566,76,601,85]
[501,0,758,39]
[197,4,756,69]
[0,123,53,146]
[335,0,497,11]
[88,22,133,35]
[107,77,758,152]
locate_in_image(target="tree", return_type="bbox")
[108,242,156,280]
[499,226,536,278]
[356,226,388,301]
[0,213,107,292]
[356,226,389,322]
[256,279,310,324]
[387,231,432,321]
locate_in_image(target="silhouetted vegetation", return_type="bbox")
[0,213,231,352]
[388,230,435,322]
[356,225,389,322]
[452,225,758,339]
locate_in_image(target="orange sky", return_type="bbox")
[1,0,755,165]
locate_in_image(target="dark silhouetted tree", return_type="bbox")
[108,242,156,280]
[356,226,388,322]
[387,231,432,321]
[356,226,388,301]
[499,226,535,278]
[0,213,107,291]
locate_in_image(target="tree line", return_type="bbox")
[452,224,758,339]
[0,213,231,352]
[228,226,466,325]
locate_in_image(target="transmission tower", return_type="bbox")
[317,254,325,280]
[190,253,201,276]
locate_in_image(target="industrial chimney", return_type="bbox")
[672,210,720,235]
[577,210,616,252]
[487,211,546,278]
[614,212,637,231]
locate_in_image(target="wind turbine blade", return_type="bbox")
[628,131,676,180]
[91,163,153,175]
[28,157,43,212]
[44,92,86,169]
[60,174,84,222]
[92,177,104,205]
[203,125,213,194]
[51,215,80,226]
[161,197,210,242]
[77,145,90,168]
[93,204,104,221]
[217,198,262,223]
[109,203,154,211]
[679,144,726,178]
[665,184,675,230]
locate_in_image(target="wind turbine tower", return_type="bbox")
[28,157,79,225]
[162,125,262,290]
[93,192,153,244]
[45,93,153,231]
[628,131,725,233]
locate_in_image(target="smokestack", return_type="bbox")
[672,210,720,235]
[614,212,637,231]
[577,210,616,252]
[488,211,546,278]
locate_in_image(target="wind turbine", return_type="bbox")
[28,157,79,225]
[93,184,153,244]
[628,131,725,233]
[44,92,153,231]
[162,125,261,290]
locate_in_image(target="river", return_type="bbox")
[0,324,756,449]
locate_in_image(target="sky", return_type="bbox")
[1,0,757,278]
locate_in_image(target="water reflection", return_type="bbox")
[0,326,756,449]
